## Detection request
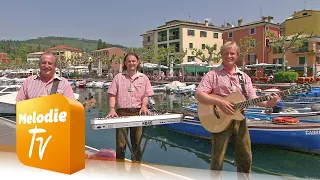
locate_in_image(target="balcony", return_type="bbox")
[169,35,179,40]
[292,47,309,53]
[158,37,167,42]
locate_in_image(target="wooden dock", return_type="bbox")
[0,117,16,146]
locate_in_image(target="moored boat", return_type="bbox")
[160,115,320,154]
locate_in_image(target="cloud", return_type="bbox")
[0,37,9,40]
[204,18,211,22]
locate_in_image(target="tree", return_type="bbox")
[153,46,176,76]
[37,44,41,52]
[238,36,261,71]
[170,49,187,78]
[102,54,116,74]
[192,44,220,64]
[97,39,103,50]
[266,30,312,71]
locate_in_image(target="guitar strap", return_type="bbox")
[238,73,248,116]
[237,73,248,100]
[50,78,60,94]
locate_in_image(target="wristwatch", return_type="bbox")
[109,107,115,110]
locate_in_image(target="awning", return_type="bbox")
[185,66,209,73]
[290,67,311,71]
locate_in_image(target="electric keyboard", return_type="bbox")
[91,113,184,130]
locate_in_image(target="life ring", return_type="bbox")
[272,117,299,124]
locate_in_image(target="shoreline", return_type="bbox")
[67,78,320,88]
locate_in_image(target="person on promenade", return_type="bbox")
[194,41,280,178]
[16,52,75,102]
[105,52,154,162]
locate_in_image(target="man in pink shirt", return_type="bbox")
[195,41,280,177]
[16,52,75,102]
[106,52,154,161]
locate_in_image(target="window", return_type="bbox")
[202,44,206,49]
[228,32,233,38]
[188,56,195,62]
[299,57,306,65]
[200,31,207,37]
[213,33,218,39]
[273,58,283,64]
[147,36,150,42]
[248,54,257,64]
[250,39,256,47]
[273,47,282,54]
[188,29,195,36]
[189,43,193,48]
[249,28,256,35]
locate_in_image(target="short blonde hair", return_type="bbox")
[220,41,240,56]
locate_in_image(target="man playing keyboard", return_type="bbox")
[105,52,154,162]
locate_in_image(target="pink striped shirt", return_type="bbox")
[16,74,75,102]
[107,71,154,109]
[197,64,255,98]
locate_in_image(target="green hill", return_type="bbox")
[0,36,129,60]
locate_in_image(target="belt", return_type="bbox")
[116,108,140,113]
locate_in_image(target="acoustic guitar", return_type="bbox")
[197,84,311,133]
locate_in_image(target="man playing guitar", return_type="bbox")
[194,41,280,177]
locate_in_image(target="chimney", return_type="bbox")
[238,19,243,26]
[227,23,231,27]
[205,20,209,26]
[268,16,274,23]
[261,16,268,22]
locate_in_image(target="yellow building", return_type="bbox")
[46,45,82,61]
[284,9,320,36]
[27,52,44,63]
[140,20,224,63]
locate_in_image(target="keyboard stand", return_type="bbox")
[120,125,153,161]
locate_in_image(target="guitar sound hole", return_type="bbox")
[213,105,220,119]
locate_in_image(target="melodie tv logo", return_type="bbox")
[16,94,85,175]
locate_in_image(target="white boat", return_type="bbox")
[166,81,186,92]
[152,84,167,91]
[103,82,111,89]
[0,92,80,105]
[0,85,22,95]
[173,84,196,94]
[85,81,95,88]
[93,81,104,89]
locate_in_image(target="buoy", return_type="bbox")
[272,117,299,124]
[86,149,116,161]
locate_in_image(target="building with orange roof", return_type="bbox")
[91,47,126,75]
[27,52,44,63]
[0,53,11,63]
[222,16,280,77]
[45,45,82,61]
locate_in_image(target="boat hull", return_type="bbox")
[160,118,320,154]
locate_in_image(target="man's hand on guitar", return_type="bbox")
[218,99,235,115]
[266,93,281,107]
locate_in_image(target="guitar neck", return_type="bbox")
[234,89,290,109]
